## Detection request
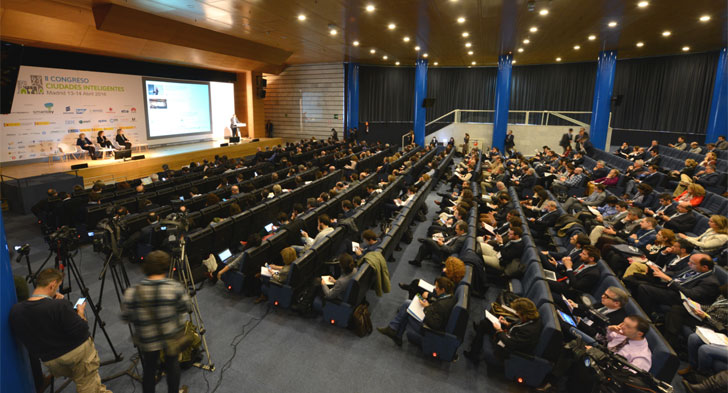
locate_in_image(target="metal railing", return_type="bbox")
[425,109,594,136]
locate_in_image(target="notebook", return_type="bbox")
[321,275,335,286]
[484,310,501,330]
[696,326,728,346]
[417,279,435,293]
[407,295,427,322]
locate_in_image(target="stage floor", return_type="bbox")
[0,138,283,187]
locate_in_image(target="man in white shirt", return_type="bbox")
[297,214,334,253]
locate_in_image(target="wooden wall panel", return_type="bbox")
[263,63,344,141]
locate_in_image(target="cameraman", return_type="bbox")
[9,268,112,393]
[121,251,191,393]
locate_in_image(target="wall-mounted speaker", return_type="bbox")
[131,155,145,160]
[220,143,229,147]
[71,163,88,170]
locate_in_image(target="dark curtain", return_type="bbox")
[611,51,719,134]
[510,62,596,111]
[426,67,498,121]
[359,65,415,122]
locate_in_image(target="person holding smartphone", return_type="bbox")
[9,268,111,393]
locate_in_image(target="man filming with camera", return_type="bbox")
[9,268,112,393]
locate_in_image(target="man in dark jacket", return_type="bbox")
[565,286,629,338]
[660,203,697,234]
[559,128,573,153]
[377,277,456,346]
[548,246,602,298]
[409,221,467,266]
[636,254,720,316]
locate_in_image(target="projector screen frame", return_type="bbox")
[141,76,213,140]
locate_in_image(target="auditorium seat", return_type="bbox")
[406,284,470,362]
[316,263,376,328]
[503,302,563,387]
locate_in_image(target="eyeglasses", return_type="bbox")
[601,293,618,301]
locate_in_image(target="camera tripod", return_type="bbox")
[168,236,215,372]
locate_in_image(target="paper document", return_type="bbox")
[482,223,495,235]
[351,241,360,252]
[485,310,502,330]
[562,295,574,313]
[680,292,704,321]
[587,206,600,216]
[321,275,336,286]
[260,266,273,277]
[407,296,427,322]
[418,279,435,293]
[696,326,728,346]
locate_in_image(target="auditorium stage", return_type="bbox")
[0,138,283,187]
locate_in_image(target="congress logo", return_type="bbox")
[16,75,44,94]
[63,106,73,114]
[44,103,54,110]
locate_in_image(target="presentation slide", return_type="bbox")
[143,78,212,139]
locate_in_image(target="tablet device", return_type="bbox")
[558,310,578,328]
[544,270,558,281]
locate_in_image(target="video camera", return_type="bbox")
[46,226,80,253]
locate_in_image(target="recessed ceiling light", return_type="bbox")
[523,38,530,44]
[573,45,581,50]
[434,62,439,65]
[370,48,376,54]
[387,23,396,30]
[556,57,562,61]
[637,1,649,7]
[297,14,306,21]
[457,17,466,23]
[329,28,337,36]
[608,21,618,27]
[414,46,420,51]
[699,15,710,22]
[353,40,360,46]
[539,9,549,15]
[468,51,473,55]
[423,53,428,58]
[682,46,690,51]
[471,61,476,65]
[636,41,644,47]
[462,32,470,37]
[529,26,538,32]
[465,42,472,48]
[382,55,388,60]
[512,60,517,64]
[395,61,400,65]
[662,30,671,37]
[365,4,375,12]
[588,34,597,40]
[403,36,410,42]
[517,47,524,53]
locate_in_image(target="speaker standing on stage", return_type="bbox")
[121,251,191,393]
[230,114,239,138]
[97,131,113,149]
[76,133,99,160]
[9,268,112,393]
[115,128,132,150]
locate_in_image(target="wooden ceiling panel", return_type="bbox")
[2,0,725,71]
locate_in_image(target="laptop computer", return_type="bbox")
[544,269,558,281]
[217,249,233,264]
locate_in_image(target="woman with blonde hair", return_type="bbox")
[679,215,728,255]
[671,158,699,195]
[398,256,466,299]
[675,183,706,207]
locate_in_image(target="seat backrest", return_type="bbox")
[459,264,473,287]
[445,285,470,342]
[691,215,711,235]
[348,263,375,306]
[714,266,728,286]
[533,303,563,362]
[526,279,553,307]
[646,326,679,382]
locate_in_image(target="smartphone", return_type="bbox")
[179,196,184,201]
[13,245,21,251]
[74,297,87,309]
[160,226,167,231]
[88,231,95,237]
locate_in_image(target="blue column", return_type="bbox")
[492,54,513,151]
[589,50,618,150]
[345,63,359,138]
[413,58,428,147]
[0,210,35,393]
[706,48,727,143]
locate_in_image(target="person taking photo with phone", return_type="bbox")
[9,268,112,393]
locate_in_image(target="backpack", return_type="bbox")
[350,303,372,337]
